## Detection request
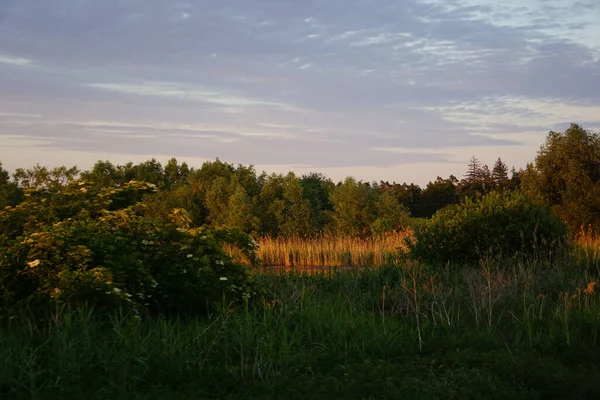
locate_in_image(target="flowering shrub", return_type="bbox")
[0,180,263,316]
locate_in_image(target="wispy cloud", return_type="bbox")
[0,112,42,118]
[85,82,303,111]
[0,0,599,183]
[373,147,456,155]
[0,54,33,67]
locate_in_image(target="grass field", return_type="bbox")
[2,245,599,399]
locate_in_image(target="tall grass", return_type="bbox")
[2,248,600,399]
[574,227,600,273]
[224,231,412,268]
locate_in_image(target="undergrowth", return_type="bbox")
[1,250,599,400]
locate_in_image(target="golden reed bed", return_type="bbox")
[224,228,600,269]
[575,227,600,265]
[224,231,413,268]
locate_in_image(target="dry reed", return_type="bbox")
[224,230,413,268]
[576,227,600,253]
[574,227,600,271]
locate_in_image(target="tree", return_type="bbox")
[0,162,23,207]
[492,158,510,188]
[480,164,494,192]
[389,182,422,216]
[141,183,206,228]
[14,164,80,191]
[80,160,121,187]
[300,172,335,233]
[508,167,522,190]
[464,156,483,183]
[371,191,410,235]
[460,156,493,198]
[257,173,285,236]
[328,177,377,236]
[226,184,259,234]
[192,159,235,187]
[0,162,9,186]
[279,174,312,237]
[129,159,164,186]
[257,173,311,237]
[418,176,459,218]
[520,123,600,232]
[164,158,190,187]
[232,164,262,198]
[204,176,231,229]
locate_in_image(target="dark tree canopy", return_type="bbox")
[418,176,459,217]
[521,123,600,232]
[0,162,23,207]
[492,158,510,188]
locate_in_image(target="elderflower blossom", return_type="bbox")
[219,277,228,281]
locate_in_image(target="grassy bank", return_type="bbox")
[1,252,599,399]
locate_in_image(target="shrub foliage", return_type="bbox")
[0,180,262,316]
[409,190,567,264]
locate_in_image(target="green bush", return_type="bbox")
[408,190,567,264]
[0,180,263,317]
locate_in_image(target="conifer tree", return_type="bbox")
[464,155,483,183]
[492,157,509,188]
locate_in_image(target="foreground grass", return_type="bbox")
[1,254,600,399]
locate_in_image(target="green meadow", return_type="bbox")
[2,248,599,399]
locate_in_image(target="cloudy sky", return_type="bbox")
[1,0,599,185]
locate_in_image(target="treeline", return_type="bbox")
[0,157,519,238]
[1,123,599,237]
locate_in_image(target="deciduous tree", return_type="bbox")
[521,123,600,232]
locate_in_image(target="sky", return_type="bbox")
[1,0,599,186]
